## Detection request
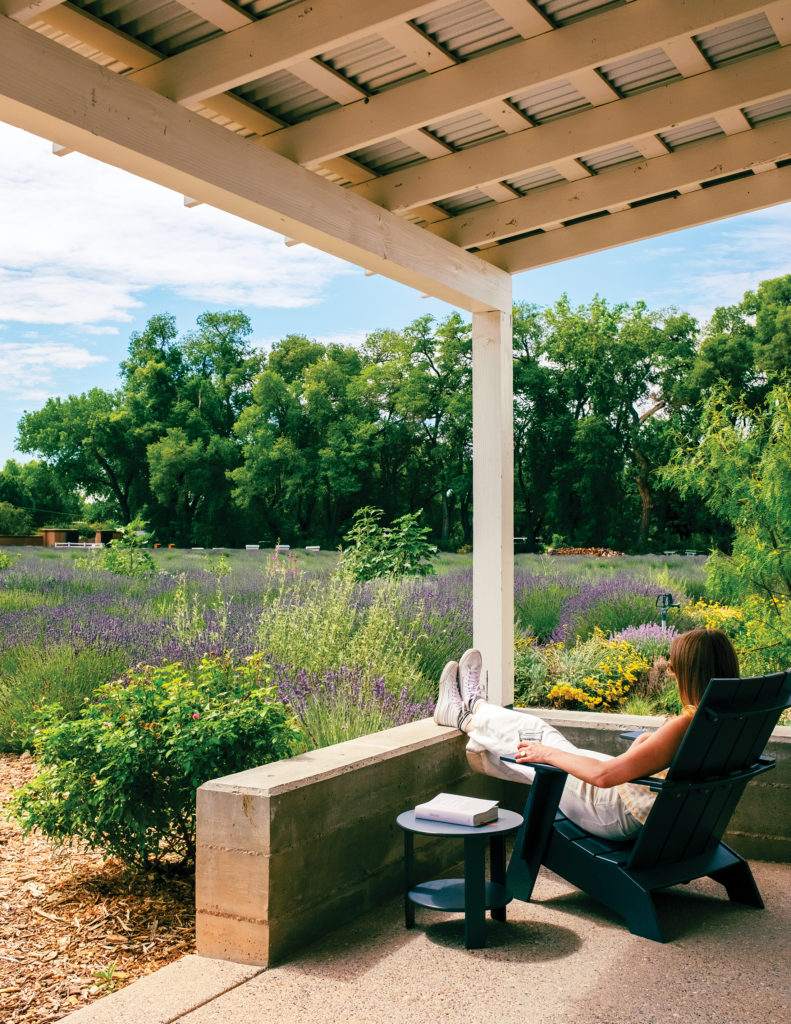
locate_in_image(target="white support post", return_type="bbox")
[472,305,514,707]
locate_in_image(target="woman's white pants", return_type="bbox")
[466,704,641,840]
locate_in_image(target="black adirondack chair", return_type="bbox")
[502,670,791,942]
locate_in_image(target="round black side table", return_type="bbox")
[396,808,523,949]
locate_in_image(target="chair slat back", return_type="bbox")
[627,670,790,871]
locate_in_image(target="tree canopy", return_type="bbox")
[12,275,791,551]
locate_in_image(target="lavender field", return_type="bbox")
[0,546,709,752]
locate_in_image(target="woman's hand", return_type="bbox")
[516,741,555,765]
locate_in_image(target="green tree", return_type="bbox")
[0,501,32,535]
[744,273,791,377]
[233,335,378,543]
[17,389,147,522]
[0,459,81,528]
[121,310,261,545]
[663,383,791,603]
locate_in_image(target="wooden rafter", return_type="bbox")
[0,14,510,313]
[260,0,774,164]
[351,45,791,211]
[428,119,791,247]
[478,163,791,274]
[126,0,451,104]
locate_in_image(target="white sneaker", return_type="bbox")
[459,649,485,711]
[433,661,463,728]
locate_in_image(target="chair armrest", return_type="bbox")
[624,775,666,792]
[500,756,567,774]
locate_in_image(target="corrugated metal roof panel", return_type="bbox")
[743,92,791,126]
[580,141,643,172]
[436,187,495,215]
[505,166,566,193]
[414,0,519,60]
[694,12,778,67]
[235,69,339,125]
[534,0,626,27]
[72,0,218,57]
[427,110,506,149]
[509,79,591,123]
[348,138,428,175]
[321,34,424,93]
[598,48,681,96]
[659,117,724,151]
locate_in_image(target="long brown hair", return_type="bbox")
[669,628,740,706]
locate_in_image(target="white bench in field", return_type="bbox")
[275,544,290,553]
[53,542,104,549]
[246,544,260,551]
[305,546,320,553]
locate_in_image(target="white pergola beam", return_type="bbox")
[195,92,284,135]
[377,21,455,72]
[127,0,450,104]
[478,163,791,274]
[765,0,791,43]
[472,307,514,707]
[0,16,510,314]
[289,59,367,105]
[485,0,552,38]
[661,35,711,76]
[1,0,63,19]
[429,118,791,247]
[263,0,773,165]
[352,45,791,210]
[176,0,250,32]
[30,2,159,69]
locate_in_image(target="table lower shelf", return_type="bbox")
[408,878,512,913]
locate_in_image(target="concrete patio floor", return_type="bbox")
[61,859,789,1024]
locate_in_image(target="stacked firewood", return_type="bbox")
[547,547,625,558]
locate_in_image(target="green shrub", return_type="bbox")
[513,638,549,705]
[338,506,437,581]
[514,633,650,712]
[257,573,427,695]
[8,654,304,867]
[0,644,131,752]
[0,550,15,570]
[567,594,659,644]
[515,583,572,640]
[75,517,157,577]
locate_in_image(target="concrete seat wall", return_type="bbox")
[196,711,790,967]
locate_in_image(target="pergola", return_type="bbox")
[2,0,790,705]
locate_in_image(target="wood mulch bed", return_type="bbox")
[0,754,195,1024]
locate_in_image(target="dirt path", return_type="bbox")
[0,754,195,1023]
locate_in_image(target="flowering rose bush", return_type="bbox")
[9,654,304,868]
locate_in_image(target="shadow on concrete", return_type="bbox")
[532,877,768,943]
[282,897,422,981]
[424,917,583,960]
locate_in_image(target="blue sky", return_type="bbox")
[2,120,790,466]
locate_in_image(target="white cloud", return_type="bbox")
[630,203,791,325]
[0,341,108,403]
[82,325,120,336]
[0,124,355,328]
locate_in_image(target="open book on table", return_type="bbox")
[414,792,499,827]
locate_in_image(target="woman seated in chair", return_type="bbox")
[434,628,739,841]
